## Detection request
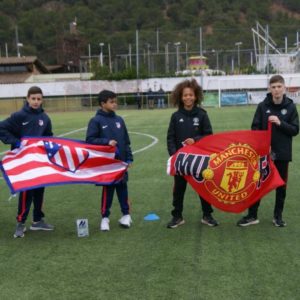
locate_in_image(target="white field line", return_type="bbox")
[130,132,159,154]
[58,127,87,137]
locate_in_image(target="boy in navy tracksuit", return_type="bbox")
[86,90,133,231]
[0,86,54,238]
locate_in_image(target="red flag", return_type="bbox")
[0,137,128,194]
[167,125,284,213]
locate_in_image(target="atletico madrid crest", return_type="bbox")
[44,141,89,172]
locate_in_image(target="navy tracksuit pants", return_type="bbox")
[17,187,45,223]
[101,181,130,218]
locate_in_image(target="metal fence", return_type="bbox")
[80,26,300,77]
[0,93,173,115]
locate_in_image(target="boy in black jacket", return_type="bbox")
[167,79,218,228]
[0,86,54,238]
[86,90,133,231]
[237,75,299,227]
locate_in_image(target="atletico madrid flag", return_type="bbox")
[167,125,285,213]
[0,137,128,194]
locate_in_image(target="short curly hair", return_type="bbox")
[171,79,203,108]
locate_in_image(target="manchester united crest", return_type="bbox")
[220,160,248,193]
[202,143,261,205]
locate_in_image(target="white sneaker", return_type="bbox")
[100,217,110,231]
[119,214,132,228]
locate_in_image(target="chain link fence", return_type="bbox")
[0,93,173,115]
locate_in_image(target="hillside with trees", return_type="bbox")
[0,0,299,75]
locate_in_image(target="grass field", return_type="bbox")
[0,106,300,300]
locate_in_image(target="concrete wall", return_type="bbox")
[0,74,300,99]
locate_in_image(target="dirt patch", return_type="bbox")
[270,3,300,19]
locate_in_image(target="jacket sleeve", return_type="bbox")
[44,117,53,137]
[123,122,133,163]
[278,104,299,137]
[167,114,177,156]
[0,114,21,146]
[194,112,213,141]
[85,118,109,145]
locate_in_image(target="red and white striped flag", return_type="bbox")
[0,137,128,194]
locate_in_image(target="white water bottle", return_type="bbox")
[76,219,89,237]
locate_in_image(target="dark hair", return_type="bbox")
[269,75,285,85]
[171,79,203,108]
[27,86,43,97]
[98,90,117,105]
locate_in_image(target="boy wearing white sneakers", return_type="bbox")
[86,90,133,231]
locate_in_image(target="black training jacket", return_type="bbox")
[251,93,299,161]
[167,106,213,156]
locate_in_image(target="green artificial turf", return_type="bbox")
[0,106,299,300]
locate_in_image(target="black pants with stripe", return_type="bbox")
[17,187,45,223]
[171,175,213,218]
[248,160,289,218]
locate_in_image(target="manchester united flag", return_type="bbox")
[167,125,284,213]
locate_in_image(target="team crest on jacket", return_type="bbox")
[193,117,199,126]
[281,109,287,115]
[201,143,261,205]
[116,122,121,128]
[39,119,44,126]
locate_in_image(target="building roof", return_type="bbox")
[0,73,32,84]
[0,56,49,73]
[0,56,50,84]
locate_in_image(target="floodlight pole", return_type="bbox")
[99,43,104,66]
[174,42,181,72]
[136,29,139,79]
[235,42,242,72]
[165,42,170,74]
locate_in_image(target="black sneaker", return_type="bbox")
[167,217,185,229]
[201,215,219,227]
[237,215,259,227]
[273,217,286,227]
